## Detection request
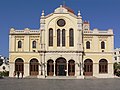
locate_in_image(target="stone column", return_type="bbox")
[39,63,41,75]
[54,62,56,76]
[81,63,83,76]
[60,30,62,47]
[39,54,43,75]
[80,54,83,76]
[24,63,29,77]
[66,62,68,76]
[45,63,47,77]
[41,54,44,76]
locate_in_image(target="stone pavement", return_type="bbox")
[0,78,120,90]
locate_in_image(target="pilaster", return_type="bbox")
[66,62,68,76]
[24,63,29,77]
[9,63,14,77]
[54,62,56,76]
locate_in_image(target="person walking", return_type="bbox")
[22,72,24,79]
[19,72,22,79]
[13,71,16,78]
[17,71,20,79]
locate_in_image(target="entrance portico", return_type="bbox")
[47,57,77,77]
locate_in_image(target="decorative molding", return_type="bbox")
[15,36,24,38]
[84,36,93,38]
[10,50,83,54]
[29,36,40,38]
[84,39,92,41]
[84,52,113,54]
[98,36,108,38]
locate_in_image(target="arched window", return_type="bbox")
[99,59,108,73]
[57,29,60,46]
[101,41,105,49]
[69,28,74,46]
[32,41,36,48]
[62,29,65,46]
[18,41,22,48]
[86,41,90,49]
[49,28,53,46]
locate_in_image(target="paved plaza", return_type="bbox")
[0,78,120,90]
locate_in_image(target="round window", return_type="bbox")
[57,19,66,27]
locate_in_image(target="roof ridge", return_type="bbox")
[62,5,74,14]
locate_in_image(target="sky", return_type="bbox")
[0,0,120,57]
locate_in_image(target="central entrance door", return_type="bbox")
[58,65,65,76]
[56,58,66,76]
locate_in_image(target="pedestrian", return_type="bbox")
[13,71,16,78]
[17,71,20,79]
[19,72,22,79]
[22,72,24,79]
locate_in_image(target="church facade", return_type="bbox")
[9,5,114,78]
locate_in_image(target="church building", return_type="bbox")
[9,5,114,78]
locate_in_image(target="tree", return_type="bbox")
[2,66,5,70]
[0,59,3,66]
[114,62,120,76]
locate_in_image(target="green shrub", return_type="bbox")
[116,70,120,77]
[0,72,3,77]
[0,71,9,77]
[114,62,120,76]
[2,71,9,76]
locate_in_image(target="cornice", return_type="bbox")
[10,50,83,54]
[9,33,40,35]
[84,52,113,54]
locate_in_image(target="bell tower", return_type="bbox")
[40,10,45,50]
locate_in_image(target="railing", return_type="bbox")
[84,29,113,34]
[10,29,40,34]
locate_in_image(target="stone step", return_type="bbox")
[84,76,96,79]
[46,76,77,79]
[25,76,37,79]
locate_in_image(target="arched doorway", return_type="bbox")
[56,57,66,76]
[68,60,75,76]
[84,59,93,76]
[15,58,24,73]
[47,60,54,76]
[30,59,39,76]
